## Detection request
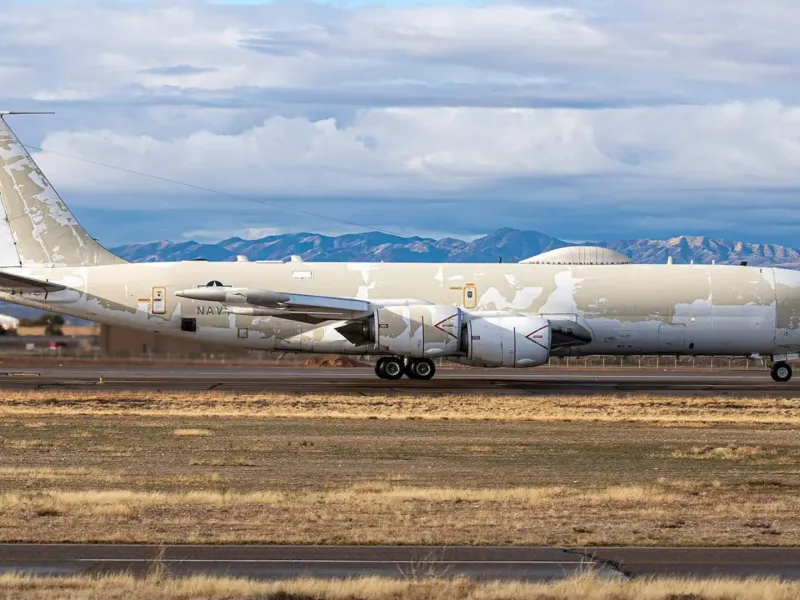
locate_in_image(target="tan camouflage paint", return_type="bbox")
[2,258,798,360]
[374,304,461,357]
[0,117,123,268]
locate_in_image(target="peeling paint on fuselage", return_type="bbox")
[3,261,800,358]
[0,119,123,268]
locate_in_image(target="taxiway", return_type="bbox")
[0,366,794,395]
[1,545,799,581]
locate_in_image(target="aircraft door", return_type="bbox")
[151,287,167,315]
[463,284,478,309]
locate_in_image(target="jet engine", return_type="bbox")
[335,305,552,368]
[372,304,463,358]
[458,315,552,367]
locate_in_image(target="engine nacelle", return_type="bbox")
[463,315,551,367]
[374,304,463,358]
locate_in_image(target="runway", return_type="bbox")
[0,366,795,395]
[1,545,799,581]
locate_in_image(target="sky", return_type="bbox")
[2,0,800,246]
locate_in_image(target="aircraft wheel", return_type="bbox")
[374,358,388,379]
[771,361,793,383]
[382,357,405,380]
[406,358,436,380]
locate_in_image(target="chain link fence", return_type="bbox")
[541,355,769,370]
[0,347,772,371]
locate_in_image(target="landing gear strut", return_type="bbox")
[771,361,793,383]
[374,357,436,380]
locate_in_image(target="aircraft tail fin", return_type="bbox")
[0,113,124,268]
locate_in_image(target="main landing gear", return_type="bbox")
[374,357,436,380]
[771,361,793,383]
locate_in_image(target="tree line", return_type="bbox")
[19,314,65,336]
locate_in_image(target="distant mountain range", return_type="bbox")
[110,228,800,267]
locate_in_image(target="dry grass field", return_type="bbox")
[1,389,800,424]
[0,572,799,600]
[0,390,798,545]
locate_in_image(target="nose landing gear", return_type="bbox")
[374,357,436,380]
[771,361,793,383]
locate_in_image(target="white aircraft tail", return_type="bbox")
[0,113,124,268]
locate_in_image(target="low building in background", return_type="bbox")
[98,324,251,357]
[17,324,100,337]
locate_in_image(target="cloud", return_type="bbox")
[139,65,218,76]
[33,101,800,199]
[2,0,798,113]
[2,0,800,245]
[182,226,287,242]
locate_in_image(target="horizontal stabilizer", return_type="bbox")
[0,271,66,293]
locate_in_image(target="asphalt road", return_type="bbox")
[0,545,798,581]
[0,366,795,395]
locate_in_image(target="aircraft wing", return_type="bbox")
[175,287,372,324]
[0,271,66,294]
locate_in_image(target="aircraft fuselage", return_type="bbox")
[4,260,800,358]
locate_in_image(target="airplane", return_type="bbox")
[0,112,798,383]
